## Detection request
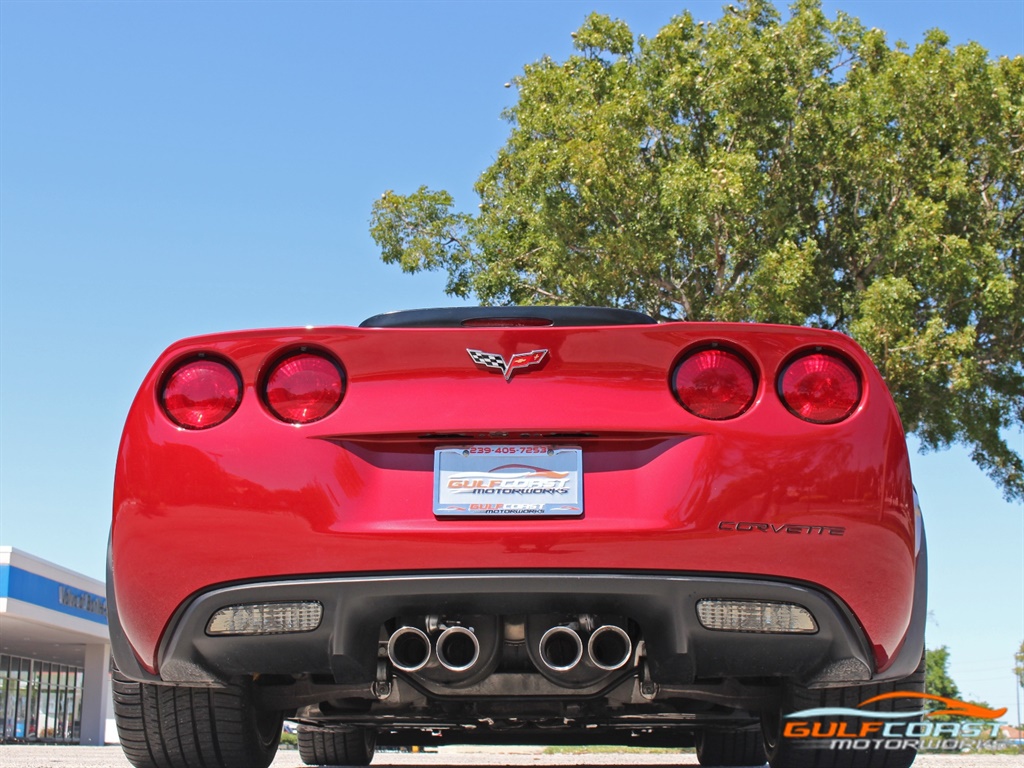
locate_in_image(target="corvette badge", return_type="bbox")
[467,349,548,380]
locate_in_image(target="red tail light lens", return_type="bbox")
[779,352,861,424]
[673,348,756,420]
[265,352,344,424]
[161,358,241,430]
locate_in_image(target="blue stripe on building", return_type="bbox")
[0,565,107,625]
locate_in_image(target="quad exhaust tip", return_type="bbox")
[539,625,584,671]
[389,618,633,679]
[387,622,484,675]
[436,625,480,672]
[387,626,431,672]
[588,625,632,670]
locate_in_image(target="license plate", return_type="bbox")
[433,445,583,517]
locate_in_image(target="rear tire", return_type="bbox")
[112,671,282,768]
[762,656,925,768]
[298,725,376,767]
[696,727,768,766]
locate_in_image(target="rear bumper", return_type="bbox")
[109,569,923,690]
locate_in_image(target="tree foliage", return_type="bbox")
[925,646,996,720]
[925,646,960,700]
[370,0,1024,501]
[1015,639,1024,688]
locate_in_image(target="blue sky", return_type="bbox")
[1,0,1021,719]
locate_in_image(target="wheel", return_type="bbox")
[696,726,768,766]
[762,657,925,768]
[112,671,283,768]
[298,725,376,767]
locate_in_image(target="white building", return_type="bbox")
[0,547,112,745]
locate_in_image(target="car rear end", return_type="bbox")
[109,307,925,767]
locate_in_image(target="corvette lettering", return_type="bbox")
[719,521,846,536]
[467,348,548,380]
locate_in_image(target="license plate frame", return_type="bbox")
[433,445,583,517]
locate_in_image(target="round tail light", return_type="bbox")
[161,358,241,430]
[779,352,861,424]
[673,348,756,420]
[264,352,344,424]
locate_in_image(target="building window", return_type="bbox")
[0,655,83,743]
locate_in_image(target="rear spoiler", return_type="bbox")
[360,306,658,328]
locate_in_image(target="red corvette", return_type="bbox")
[109,307,926,768]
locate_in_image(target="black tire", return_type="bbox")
[112,671,283,768]
[697,727,768,766]
[298,725,376,767]
[762,657,925,768]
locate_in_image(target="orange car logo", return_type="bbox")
[858,693,1007,720]
[787,692,1007,721]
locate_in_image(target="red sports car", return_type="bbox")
[109,307,926,768]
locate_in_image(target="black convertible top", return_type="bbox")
[360,306,658,328]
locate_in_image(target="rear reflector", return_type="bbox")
[696,599,817,633]
[206,602,323,636]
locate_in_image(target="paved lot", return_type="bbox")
[0,746,1021,768]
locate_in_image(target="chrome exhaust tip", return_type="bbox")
[587,625,632,671]
[387,626,431,672]
[539,625,583,671]
[436,626,480,672]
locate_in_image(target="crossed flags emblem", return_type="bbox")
[467,349,549,381]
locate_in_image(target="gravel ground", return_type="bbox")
[0,746,1020,768]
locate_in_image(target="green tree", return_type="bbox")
[1015,639,1024,729]
[925,646,960,700]
[370,0,1024,502]
[1015,640,1024,688]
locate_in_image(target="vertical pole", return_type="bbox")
[1016,674,1021,742]
[78,644,111,745]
